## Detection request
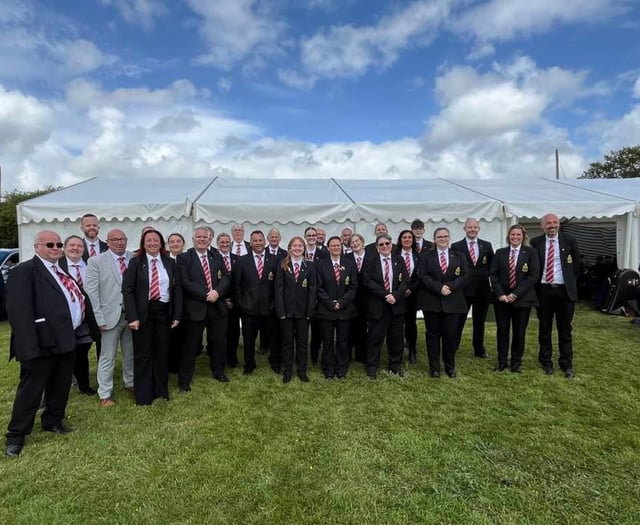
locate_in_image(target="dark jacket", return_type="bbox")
[451,238,494,298]
[233,251,278,316]
[490,246,540,307]
[416,249,468,314]
[315,256,358,320]
[530,233,580,301]
[274,259,317,319]
[361,253,408,319]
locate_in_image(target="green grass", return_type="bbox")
[1,304,639,524]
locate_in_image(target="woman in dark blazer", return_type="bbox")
[417,227,468,378]
[347,233,368,364]
[275,236,317,384]
[489,224,540,373]
[122,229,182,405]
[315,236,358,379]
[394,229,421,364]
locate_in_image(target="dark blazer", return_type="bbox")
[393,248,421,295]
[177,248,230,320]
[217,252,239,302]
[490,246,540,307]
[417,249,468,314]
[275,260,317,319]
[122,253,183,323]
[267,246,287,261]
[451,238,494,297]
[7,256,98,361]
[316,256,358,320]
[305,248,327,261]
[345,251,370,312]
[416,238,434,254]
[365,242,397,257]
[82,239,108,262]
[233,251,278,316]
[361,254,408,319]
[530,233,580,301]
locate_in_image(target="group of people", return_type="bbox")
[4,212,579,457]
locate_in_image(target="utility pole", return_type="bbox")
[555,149,559,179]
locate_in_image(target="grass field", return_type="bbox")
[0,304,639,524]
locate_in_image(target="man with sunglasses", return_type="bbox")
[5,231,99,457]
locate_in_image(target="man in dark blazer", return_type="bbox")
[451,218,494,358]
[304,226,326,364]
[80,213,108,262]
[411,219,434,254]
[531,213,580,378]
[177,226,230,388]
[216,233,241,368]
[231,223,251,257]
[417,227,468,378]
[5,230,98,457]
[266,228,288,260]
[362,233,408,378]
[233,230,279,374]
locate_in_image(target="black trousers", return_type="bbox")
[320,319,350,377]
[73,341,94,392]
[241,314,273,371]
[226,305,241,367]
[309,318,322,364]
[6,351,75,446]
[181,307,228,387]
[537,285,575,370]
[268,313,282,369]
[494,303,532,369]
[350,313,367,363]
[132,301,171,405]
[423,311,459,375]
[404,306,418,353]
[167,322,184,374]
[280,317,309,374]
[456,293,490,354]
[366,309,404,375]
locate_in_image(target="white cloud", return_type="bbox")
[633,78,640,99]
[298,0,451,79]
[98,0,168,29]
[187,0,285,70]
[218,77,232,93]
[453,0,630,42]
[0,84,52,155]
[277,69,316,91]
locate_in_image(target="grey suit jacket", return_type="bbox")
[85,250,133,329]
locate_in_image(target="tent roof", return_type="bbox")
[558,178,640,216]
[451,178,635,219]
[17,177,214,224]
[193,177,354,225]
[335,178,503,222]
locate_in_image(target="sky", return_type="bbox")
[0,0,639,192]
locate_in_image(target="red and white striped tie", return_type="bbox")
[150,258,161,300]
[118,256,127,275]
[52,265,85,317]
[224,255,231,273]
[256,254,263,279]
[404,252,411,275]
[384,257,391,292]
[545,240,555,283]
[509,250,517,290]
[469,241,477,265]
[235,244,241,256]
[356,256,362,272]
[89,244,97,257]
[293,262,300,282]
[334,262,341,284]
[439,251,448,273]
[201,254,212,290]
[72,264,83,288]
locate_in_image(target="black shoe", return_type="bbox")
[390,368,405,377]
[511,366,522,373]
[271,366,282,375]
[474,352,489,359]
[564,368,575,379]
[408,349,417,364]
[430,371,441,378]
[336,374,346,380]
[5,444,22,457]
[243,367,255,376]
[311,358,318,365]
[543,365,554,375]
[283,372,292,384]
[368,373,377,380]
[324,374,334,380]
[298,372,310,382]
[259,347,269,355]
[446,370,457,379]
[494,364,508,372]
[214,374,230,383]
[79,387,97,396]
[179,385,191,392]
[42,423,72,434]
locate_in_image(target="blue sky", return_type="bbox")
[0,0,639,191]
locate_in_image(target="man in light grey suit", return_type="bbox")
[85,229,134,407]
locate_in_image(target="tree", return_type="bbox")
[580,145,640,179]
[0,187,59,246]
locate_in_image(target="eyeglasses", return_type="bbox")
[108,237,127,242]
[435,236,449,239]
[39,242,64,248]
[377,242,391,247]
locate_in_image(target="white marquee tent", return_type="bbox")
[16,176,639,267]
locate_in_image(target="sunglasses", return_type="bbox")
[377,242,391,247]
[41,242,64,248]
